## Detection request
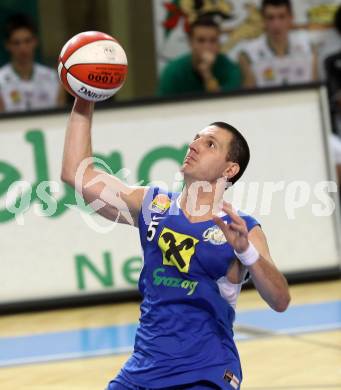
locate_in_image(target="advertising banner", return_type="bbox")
[0,87,340,305]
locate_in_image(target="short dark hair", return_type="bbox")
[4,13,37,41]
[210,121,250,185]
[261,0,292,13]
[188,16,219,37]
[334,6,341,35]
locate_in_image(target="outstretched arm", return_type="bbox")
[61,98,147,226]
[213,203,290,312]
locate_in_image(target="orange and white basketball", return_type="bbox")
[58,31,128,102]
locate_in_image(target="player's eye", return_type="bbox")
[208,141,215,148]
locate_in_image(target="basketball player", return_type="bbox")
[61,99,290,389]
[0,14,65,113]
[238,0,318,88]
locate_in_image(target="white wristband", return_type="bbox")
[234,241,259,266]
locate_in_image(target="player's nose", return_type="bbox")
[189,138,200,154]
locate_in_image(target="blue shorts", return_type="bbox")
[106,376,220,390]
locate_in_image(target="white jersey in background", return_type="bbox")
[242,31,314,87]
[0,63,59,112]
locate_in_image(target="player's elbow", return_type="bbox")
[61,169,75,187]
[272,292,291,312]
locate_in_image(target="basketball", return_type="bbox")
[58,31,128,102]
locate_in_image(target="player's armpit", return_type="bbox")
[226,259,247,284]
[72,166,148,226]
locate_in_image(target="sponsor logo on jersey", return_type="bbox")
[202,225,227,245]
[146,215,165,242]
[149,194,171,214]
[152,214,164,220]
[10,90,21,104]
[158,227,198,273]
[152,267,198,295]
[223,369,240,389]
[263,67,275,81]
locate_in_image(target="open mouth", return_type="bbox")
[184,154,196,163]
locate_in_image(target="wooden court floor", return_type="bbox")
[0,279,340,390]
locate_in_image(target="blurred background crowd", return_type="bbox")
[0,0,340,188]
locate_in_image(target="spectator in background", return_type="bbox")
[157,17,241,97]
[330,134,341,191]
[238,0,317,88]
[318,6,341,80]
[325,6,341,136]
[324,6,341,190]
[0,14,65,113]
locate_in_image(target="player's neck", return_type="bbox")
[11,61,34,80]
[179,181,225,222]
[267,35,289,57]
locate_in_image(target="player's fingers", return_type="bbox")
[222,201,233,211]
[212,215,231,234]
[212,215,225,229]
[230,222,248,236]
[223,206,246,227]
[222,202,246,226]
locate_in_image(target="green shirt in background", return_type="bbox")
[157,53,242,97]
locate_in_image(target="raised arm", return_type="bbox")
[61,98,147,226]
[213,203,290,312]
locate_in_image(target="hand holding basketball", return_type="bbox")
[58,31,128,102]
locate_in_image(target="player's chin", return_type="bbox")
[181,163,195,175]
[180,163,189,173]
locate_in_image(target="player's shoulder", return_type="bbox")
[238,34,266,62]
[289,30,313,53]
[0,63,13,79]
[243,34,265,52]
[34,63,58,79]
[216,52,237,67]
[139,186,178,224]
[146,185,175,208]
[235,209,260,232]
[163,53,192,73]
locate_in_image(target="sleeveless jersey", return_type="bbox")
[118,187,260,389]
[0,63,59,112]
[242,31,314,87]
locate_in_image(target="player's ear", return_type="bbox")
[223,162,240,182]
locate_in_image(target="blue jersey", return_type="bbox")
[119,187,259,389]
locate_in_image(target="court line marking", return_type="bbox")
[244,385,341,389]
[0,347,132,368]
[277,322,341,334]
[0,300,340,368]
